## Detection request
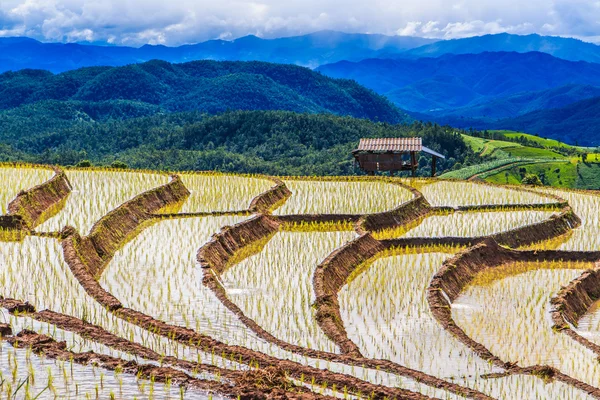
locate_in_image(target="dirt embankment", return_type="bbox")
[550,263,600,356]
[0,168,71,231]
[7,329,340,400]
[491,206,580,248]
[197,217,493,400]
[62,219,437,399]
[427,238,600,398]
[1,298,352,399]
[381,203,578,250]
[313,234,385,357]
[65,175,190,277]
[199,215,281,274]
[427,239,600,354]
[199,215,338,359]
[272,214,361,225]
[358,184,430,233]
[250,179,292,213]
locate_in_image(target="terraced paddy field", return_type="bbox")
[1,165,600,399]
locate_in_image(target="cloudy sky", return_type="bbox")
[1,0,599,46]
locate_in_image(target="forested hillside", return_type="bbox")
[0,60,408,123]
[0,107,475,175]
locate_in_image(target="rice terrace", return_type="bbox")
[0,159,598,400]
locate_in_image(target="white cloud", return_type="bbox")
[0,0,598,46]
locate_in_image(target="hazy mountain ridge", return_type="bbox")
[318,52,600,116]
[402,33,600,63]
[0,31,436,73]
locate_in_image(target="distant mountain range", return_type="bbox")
[401,33,600,64]
[491,97,600,146]
[428,96,600,146]
[3,31,600,74]
[4,30,600,146]
[318,52,600,118]
[0,59,408,123]
[0,31,435,73]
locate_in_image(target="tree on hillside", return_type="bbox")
[522,174,543,186]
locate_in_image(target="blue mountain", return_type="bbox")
[0,31,435,73]
[402,33,600,63]
[318,52,600,117]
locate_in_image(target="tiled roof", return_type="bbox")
[355,137,422,152]
[353,137,445,158]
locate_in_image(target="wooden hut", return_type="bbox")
[352,137,445,177]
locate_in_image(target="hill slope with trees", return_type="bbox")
[0,107,474,176]
[0,59,409,124]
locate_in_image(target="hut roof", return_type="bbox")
[353,137,445,158]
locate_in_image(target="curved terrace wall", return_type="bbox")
[67,175,190,277]
[249,178,292,213]
[198,215,280,274]
[0,167,71,231]
[550,264,600,357]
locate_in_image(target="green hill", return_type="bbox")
[443,130,600,189]
[0,60,409,124]
[0,106,471,176]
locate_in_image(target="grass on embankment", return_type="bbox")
[485,161,600,189]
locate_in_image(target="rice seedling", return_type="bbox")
[0,234,246,375]
[339,250,496,379]
[375,210,556,239]
[221,229,356,353]
[98,217,267,347]
[531,188,600,251]
[3,165,599,399]
[97,217,454,395]
[36,169,168,234]
[0,341,199,399]
[420,181,555,208]
[452,261,600,388]
[273,179,413,215]
[0,166,53,214]
[162,173,274,213]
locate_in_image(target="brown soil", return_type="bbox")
[272,214,361,225]
[550,263,600,357]
[199,215,280,274]
[427,238,600,397]
[0,297,36,314]
[313,234,385,357]
[6,329,340,400]
[55,171,597,399]
[86,175,190,261]
[250,179,292,213]
[0,168,71,231]
[358,184,431,233]
[491,206,580,248]
[198,216,494,400]
[0,323,12,337]
[60,193,438,399]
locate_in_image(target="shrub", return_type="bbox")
[110,160,128,169]
[76,160,92,168]
[522,174,543,186]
